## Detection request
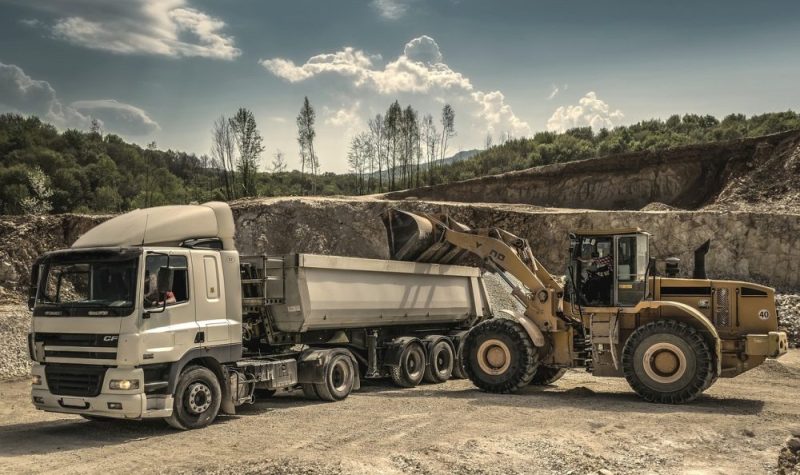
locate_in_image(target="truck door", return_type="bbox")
[191,251,230,344]
[140,252,198,360]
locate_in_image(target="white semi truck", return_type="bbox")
[27,202,491,429]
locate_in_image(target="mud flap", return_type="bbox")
[297,348,361,390]
[382,337,421,367]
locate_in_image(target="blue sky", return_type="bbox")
[1,0,799,172]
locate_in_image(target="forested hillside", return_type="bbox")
[1,111,799,215]
[0,114,352,214]
[436,112,800,182]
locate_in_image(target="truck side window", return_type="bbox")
[144,255,189,307]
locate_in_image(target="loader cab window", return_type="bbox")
[615,235,649,306]
[144,255,189,308]
[575,236,614,307]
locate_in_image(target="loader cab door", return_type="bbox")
[614,234,649,306]
[573,236,614,307]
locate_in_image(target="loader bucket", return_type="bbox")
[381,209,470,264]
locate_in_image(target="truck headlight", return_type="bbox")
[109,379,140,390]
[31,374,42,386]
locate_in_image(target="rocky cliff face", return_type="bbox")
[385,130,800,212]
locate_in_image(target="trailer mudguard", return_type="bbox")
[382,337,422,367]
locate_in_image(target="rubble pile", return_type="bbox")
[778,428,800,474]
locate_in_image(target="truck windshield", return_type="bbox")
[37,258,138,308]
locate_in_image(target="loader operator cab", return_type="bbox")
[568,229,650,308]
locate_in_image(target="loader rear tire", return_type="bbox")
[423,339,455,384]
[463,319,538,393]
[390,341,426,388]
[622,320,713,404]
[530,366,567,386]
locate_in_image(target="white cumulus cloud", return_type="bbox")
[0,62,159,136]
[546,91,624,132]
[260,36,530,138]
[26,0,240,60]
[371,0,413,20]
[71,99,161,135]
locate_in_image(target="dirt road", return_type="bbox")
[1,351,799,475]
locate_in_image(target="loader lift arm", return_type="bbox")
[382,209,571,332]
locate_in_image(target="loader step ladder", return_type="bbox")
[240,255,285,307]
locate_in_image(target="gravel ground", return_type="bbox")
[0,351,799,474]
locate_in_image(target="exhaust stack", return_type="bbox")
[693,239,711,279]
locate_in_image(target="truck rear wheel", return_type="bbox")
[622,320,713,404]
[463,319,538,393]
[390,341,426,387]
[423,339,455,384]
[166,366,222,430]
[530,366,567,386]
[451,342,467,380]
[314,353,356,402]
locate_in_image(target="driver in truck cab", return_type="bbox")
[143,269,176,307]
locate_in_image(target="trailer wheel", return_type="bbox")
[166,365,222,430]
[451,342,467,380]
[390,341,426,387]
[423,339,455,384]
[530,366,567,386]
[622,320,713,404]
[314,353,356,402]
[463,319,538,393]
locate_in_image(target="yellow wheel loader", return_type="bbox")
[382,209,789,403]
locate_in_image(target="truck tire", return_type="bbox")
[390,341,426,388]
[166,366,222,430]
[451,342,467,380]
[530,366,567,386]
[314,353,356,402]
[301,383,319,400]
[463,319,538,393]
[423,338,455,384]
[622,320,713,404]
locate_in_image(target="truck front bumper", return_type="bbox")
[745,331,789,358]
[30,364,173,420]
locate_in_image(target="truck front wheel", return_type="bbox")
[622,320,713,404]
[463,319,538,393]
[166,366,222,430]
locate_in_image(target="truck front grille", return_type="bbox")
[34,333,119,348]
[45,365,107,397]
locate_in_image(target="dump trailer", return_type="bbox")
[383,209,789,403]
[27,202,490,429]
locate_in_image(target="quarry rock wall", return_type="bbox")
[385,131,800,211]
[232,198,800,290]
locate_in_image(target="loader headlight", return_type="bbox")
[109,379,139,390]
[31,374,42,386]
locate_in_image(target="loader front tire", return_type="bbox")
[463,319,538,393]
[622,320,713,404]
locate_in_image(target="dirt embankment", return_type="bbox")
[385,130,800,213]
